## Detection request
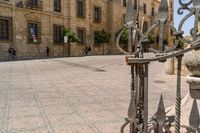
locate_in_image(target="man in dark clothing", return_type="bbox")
[87,46,91,56]
[8,46,14,61]
[46,47,50,57]
[85,46,88,56]
[12,49,16,60]
[88,46,91,52]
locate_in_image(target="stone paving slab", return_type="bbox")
[0,55,188,133]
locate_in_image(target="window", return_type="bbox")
[77,27,86,44]
[29,0,38,6]
[27,0,43,9]
[94,6,101,22]
[134,0,137,9]
[143,3,146,14]
[123,0,126,7]
[94,31,100,45]
[123,14,125,24]
[0,19,9,40]
[0,17,12,41]
[54,0,61,12]
[143,21,148,32]
[77,0,85,17]
[170,1,173,9]
[170,14,173,35]
[53,25,63,43]
[170,13,173,21]
[151,7,154,16]
[28,21,41,43]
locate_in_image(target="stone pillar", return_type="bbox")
[180,50,200,132]
[166,50,200,132]
[179,75,200,132]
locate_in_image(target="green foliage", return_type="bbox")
[176,39,184,49]
[148,34,155,44]
[119,29,128,45]
[119,30,155,45]
[64,28,80,43]
[156,35,168,45]
[95,30,111,44]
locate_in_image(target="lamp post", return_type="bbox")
[30,28,41,57]
[63,35,68,57]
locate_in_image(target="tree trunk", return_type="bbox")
[102,43,104,55]
[68,42,71,57]
[63,43,65,57]
[36,43,41,57]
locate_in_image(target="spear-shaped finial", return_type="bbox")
[155,94,166,132]
[189,99,200,130]
[158,0,169,22]
[125,0,138,54]
[192,0,200,40]
[156,94,166,125]
[157,0,169,52]
[125,0,135,24]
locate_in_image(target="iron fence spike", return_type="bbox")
[158,0,169,22]
[189,99,200,130]
[128,95,136,121]
[125,0,135,24]
[157,0,169,52]
[155,94,166,126]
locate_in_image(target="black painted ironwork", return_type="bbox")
[116,0,200,132]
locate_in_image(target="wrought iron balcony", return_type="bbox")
[26,0,43,10]
[16,1,24,8]
[0,0,11,4]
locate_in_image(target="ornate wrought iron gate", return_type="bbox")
[116,0,200,132]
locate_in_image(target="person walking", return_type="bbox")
[85,46,88,56]
[8,46,14,61]
[12,48,16,60]
[46,46,50,57]
[88,46,91,56]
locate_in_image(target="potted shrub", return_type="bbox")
[94,30,111,55]
[63,28,80,57]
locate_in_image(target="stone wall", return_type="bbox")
[0,0,161,60]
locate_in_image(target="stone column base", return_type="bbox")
[166,75,200,131]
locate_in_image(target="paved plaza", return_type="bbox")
[0,55,188,133]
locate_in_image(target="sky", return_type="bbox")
[174,1,194,36]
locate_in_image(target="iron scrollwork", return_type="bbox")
[117,0,200,132]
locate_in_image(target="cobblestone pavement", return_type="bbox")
[0,55,188,133]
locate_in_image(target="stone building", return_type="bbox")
[0,0,168,60]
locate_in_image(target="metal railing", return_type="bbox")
[116,0,200,132]
[15,0,43,10]
[26,0,43,10]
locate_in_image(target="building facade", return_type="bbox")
[0,0,165,60]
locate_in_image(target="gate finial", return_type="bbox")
[125,0,135,25]
[158,0,169,22]
[157,0,169,52]
[155,94,166,126]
